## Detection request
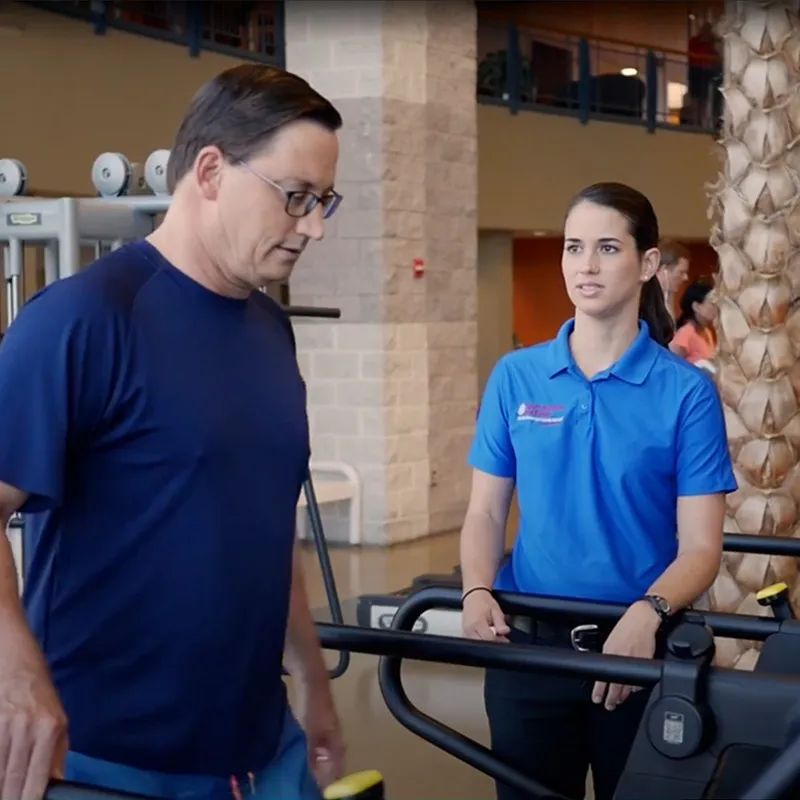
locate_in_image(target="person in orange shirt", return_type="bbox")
[670,281,717,365]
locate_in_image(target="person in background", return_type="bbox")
[656,239,690,323]
[688,20,722,127]
[459,182,734,800]
[670,280,717,365]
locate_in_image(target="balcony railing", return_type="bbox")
[24,0,284,66]
[477,21,722,136]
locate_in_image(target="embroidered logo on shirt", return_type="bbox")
[516,403,565,425]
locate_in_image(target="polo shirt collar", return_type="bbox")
[546,319,660,384]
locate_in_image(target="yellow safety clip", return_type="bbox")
[324,770,385,800]
[757,582,789,604]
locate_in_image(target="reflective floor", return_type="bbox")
[298,530,496,800]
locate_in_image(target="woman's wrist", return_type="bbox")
[630,598,663,632]
[461,585,493,603]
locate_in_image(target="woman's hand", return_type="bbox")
[592,600,661,710]
[462,589,511,642]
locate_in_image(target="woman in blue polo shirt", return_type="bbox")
[460,182,736,800]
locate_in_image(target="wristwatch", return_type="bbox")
[642,594,672,623]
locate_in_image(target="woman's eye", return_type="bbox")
[600,245,619,254]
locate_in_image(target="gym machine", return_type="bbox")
[353,585,800,799]
[0,153,351,680]
[357,532,800,636]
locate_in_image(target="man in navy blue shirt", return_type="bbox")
[0,64,345,800]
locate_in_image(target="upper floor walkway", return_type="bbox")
[25,0,721,137]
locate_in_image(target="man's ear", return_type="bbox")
[193,146,226,201]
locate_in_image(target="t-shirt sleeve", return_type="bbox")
[0,284,121,512]
[676,375,738,497]
[468,359,516,480]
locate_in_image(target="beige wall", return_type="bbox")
[0,3,243,195]
[478,104,721,240]
[477,232,514,393]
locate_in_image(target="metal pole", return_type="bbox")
[57,198,80,279]
[43,242,59,286]
[6,237,23,323]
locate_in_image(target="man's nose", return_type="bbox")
[294,204,326,241]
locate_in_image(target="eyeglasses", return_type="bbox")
[238,162,343,220]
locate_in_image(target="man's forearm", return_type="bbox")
[647,548,721,613]
[283,546,328,688]
[0,519,45,668]
[460,511,507,593]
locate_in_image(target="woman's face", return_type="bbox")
[562,201,659,320]
[693,293,717,325]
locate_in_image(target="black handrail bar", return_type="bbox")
[319,624,663,684]
[723,533,800,557]
[395,585,789,641]
[46,781,153,799]
[282,305,341,319]
[302,477,349,679]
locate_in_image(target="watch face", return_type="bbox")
[651,595,670,615]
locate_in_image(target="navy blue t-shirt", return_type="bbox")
[0,241,309,776]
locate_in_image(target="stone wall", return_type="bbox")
[286,0,478,545]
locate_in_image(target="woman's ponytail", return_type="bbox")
[639,276,674,347]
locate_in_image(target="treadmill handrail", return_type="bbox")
[321,624,665,800]
[359,587,800,800]
[302,477,349,680]
[315,624,800,798]
[396,585,788,641]
[723,532,800,557]
[46,781,154,799]
[282,305,341,319]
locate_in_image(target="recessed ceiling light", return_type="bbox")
[621,67,638,77]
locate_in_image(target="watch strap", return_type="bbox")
[643,594,671,622]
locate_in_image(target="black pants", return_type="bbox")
[484,623,652,800]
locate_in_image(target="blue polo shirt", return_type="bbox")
[469,320,737,604]
[0,241,309,776]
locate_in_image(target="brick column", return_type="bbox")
[285,0,477,546]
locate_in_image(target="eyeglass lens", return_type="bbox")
[287,192,340,219]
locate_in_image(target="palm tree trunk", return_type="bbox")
[706,0,800,670]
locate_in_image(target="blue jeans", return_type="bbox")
[64,709,322,800]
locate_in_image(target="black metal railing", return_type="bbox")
[23,0,284,66]
[45,783,151,799]
[478,20,722,137]
[388,585,791,642]
[722,533,800,557]
[315,617,800,800]
[365,590,800,800]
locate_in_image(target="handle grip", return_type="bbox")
[46,781,158,800]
